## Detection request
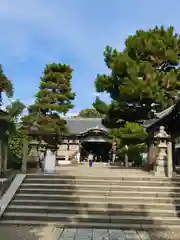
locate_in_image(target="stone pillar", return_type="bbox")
[3,144,8,172]
[76,144,81,163]
[147,143,154,168]
[0,140,3,175]
[124,145,128,167]
[172,140,176,172]
[124,153,128,168]
[21,138,29,173]
[167,139,173,178]
[44,149,56,174]
[154,126,169,177]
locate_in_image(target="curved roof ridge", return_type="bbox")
[64,117,103,120]
[155,105,175,119]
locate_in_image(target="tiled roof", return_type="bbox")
[155,105,174,119]
[65,118,107,135]
[143,105,175,130]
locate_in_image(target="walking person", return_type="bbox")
[88,151,93,168]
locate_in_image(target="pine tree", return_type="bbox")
[0,64,13,106]
[23,63,75,148]
[6,101,26,164]
[94,26,180,126]
[0,64,14,137]
[77,108,103,118]
[93,26,180,153]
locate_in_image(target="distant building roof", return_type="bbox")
[65,118,107,135]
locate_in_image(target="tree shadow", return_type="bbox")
[107,162,150,173]
[1,174,175,239]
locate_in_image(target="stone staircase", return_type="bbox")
[1,174,180,229]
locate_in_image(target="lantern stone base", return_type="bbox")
[154,159,167,177]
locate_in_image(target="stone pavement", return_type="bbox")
[0,226,180,240]
[56,162,154,178]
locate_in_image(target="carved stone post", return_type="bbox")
[124,145,128,168]
[167,138,173,178]
[154,126,169,177]
[0,140,3,176]
[3,144,8,172]
[21,138,29,173]
[77,143,81,163]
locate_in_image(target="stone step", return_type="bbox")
[21,183,111,190]
[17,188,180,198]
[26,174,180,182]
[2,212,180,225]
[11,199,179,210]
[14,193,180,203]
[3,173,180,230]
[2,219,179,230]
[6,204,179,217]
[20,183,180,192]
[23,178,180,187]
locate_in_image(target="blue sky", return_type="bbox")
[0,0,179,115]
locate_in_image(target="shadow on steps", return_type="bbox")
[2,174,179,239]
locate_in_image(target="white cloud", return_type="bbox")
[92,92,100,97]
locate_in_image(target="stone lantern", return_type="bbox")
[154,126,169,177]
[27,124,40,169]
[29,139,39,158]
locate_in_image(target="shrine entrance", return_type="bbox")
[81,141,111,162]
[79,127,111,162]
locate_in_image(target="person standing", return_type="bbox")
[76,152,80,163]
[88,151,93,168]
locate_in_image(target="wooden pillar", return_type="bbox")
[21,138,29,173]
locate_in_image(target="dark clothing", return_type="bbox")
[89,159,93,167]
[39,158,43,171]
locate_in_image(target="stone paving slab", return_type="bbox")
[56,164,154,178]
[1,226,180,240]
